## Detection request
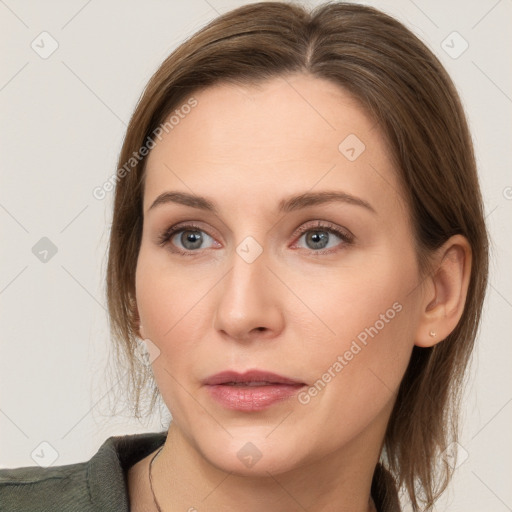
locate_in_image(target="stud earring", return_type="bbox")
[429,330,437,338]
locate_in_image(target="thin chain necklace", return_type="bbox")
[148,446,164,512]
[148,446,378,512]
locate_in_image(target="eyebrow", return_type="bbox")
[148,190,376,215]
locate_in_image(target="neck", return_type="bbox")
[151,421,383,512]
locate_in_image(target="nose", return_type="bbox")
[213,243,285,342]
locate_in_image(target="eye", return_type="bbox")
[292,221,354,254]
[157,220,354,256]
[157,223,219,255]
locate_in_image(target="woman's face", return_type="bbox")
[136,74,425,475]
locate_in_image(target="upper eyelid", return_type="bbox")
[165,220,349,236]
[163,221,218,241]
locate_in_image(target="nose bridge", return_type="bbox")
[224,217,271,296]
[214,234,283,339]
[224,237,270,314]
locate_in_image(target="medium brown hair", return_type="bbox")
[106,2,489,509]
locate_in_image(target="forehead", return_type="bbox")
[143,73,402,216]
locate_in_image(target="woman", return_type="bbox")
[0,2,488,511]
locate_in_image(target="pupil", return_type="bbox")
[307,231,328,249]
[182,230,202,249]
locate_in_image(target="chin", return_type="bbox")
[196,431,308,477]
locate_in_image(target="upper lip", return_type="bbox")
[202,370,305,386]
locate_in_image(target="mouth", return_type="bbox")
[203,370,306,411]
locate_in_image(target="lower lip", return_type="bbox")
[205,383,305,411]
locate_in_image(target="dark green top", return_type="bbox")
[0,432,401,511]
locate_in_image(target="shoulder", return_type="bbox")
[0,459,91,512]
[0,431,167,512]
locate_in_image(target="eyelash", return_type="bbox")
[157,221,354,256]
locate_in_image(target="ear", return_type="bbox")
[414,235,472,347]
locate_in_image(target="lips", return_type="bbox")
[202,369,305,386]
[203,370,306,411]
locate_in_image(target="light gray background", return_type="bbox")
[1,1,511,510]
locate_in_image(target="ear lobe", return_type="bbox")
[415,235,472,348]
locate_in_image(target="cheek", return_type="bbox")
[301,305,415,450]
[134,246,218,392]
[135,244,208,341]
[293,248,417,353]
[293,249,420,432]
[292,245,418,392]
[135,251,206,419]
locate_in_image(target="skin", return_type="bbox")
[127,73,471,511]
